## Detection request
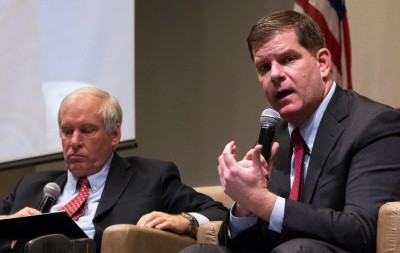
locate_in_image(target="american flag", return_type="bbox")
[294,0,352,90]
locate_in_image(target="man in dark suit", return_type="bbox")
[182,10,400,253]
[0,87,227,252]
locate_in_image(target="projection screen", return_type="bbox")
[0,0,135,168]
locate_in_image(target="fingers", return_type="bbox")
[218,141,237,188]
[243,146,266,169]
[268,142,280,165]
[137,211,166,228]
[219,141,236,166]
[251,144,263,169]
[243,148,254,160]
[247,142,280,173]
[251,145,270,183]
[12,207,42,218]
[137,212,188,234]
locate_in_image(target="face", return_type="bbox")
[252,29,332,126]
[59,95,121,177]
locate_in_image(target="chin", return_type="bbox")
[68,164,87,174]
[277,105,302,121]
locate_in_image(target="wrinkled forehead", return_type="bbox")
[59,94,103,124]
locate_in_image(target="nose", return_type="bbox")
[270,62,285,83]
[70,131,83,149]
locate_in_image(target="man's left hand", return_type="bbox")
[137,211,191,235]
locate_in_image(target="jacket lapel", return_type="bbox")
[94,154,135,218]
[302,86,349,203]
[54,173,68,190]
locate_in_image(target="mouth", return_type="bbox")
[276,89,294,100]
[68,154,85,161]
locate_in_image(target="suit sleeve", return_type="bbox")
[159,162,227,221]
[218,212,268,253]
[0,171,64,215]
[0,177,22,215]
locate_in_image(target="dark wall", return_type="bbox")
[132,0,293,186]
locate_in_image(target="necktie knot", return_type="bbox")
[291,127,304,149]
[78,176,90,189]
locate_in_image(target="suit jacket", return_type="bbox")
[219,85,400,252]
[0,154,227,251]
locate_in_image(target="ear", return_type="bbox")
[111,123,122,147]
[316,48,331,79]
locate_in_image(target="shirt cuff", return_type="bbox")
[228,202,258,238]
[268,196,284,233]
[188,212,209,225]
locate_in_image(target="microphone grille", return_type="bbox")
[260,108,280,126]
[43,182,61,200]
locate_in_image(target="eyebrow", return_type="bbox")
[254,48,300,64]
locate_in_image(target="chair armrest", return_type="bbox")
[377,201,400,253]
[100,224,196,253]
[194,186,233,208]
[197,221,223,245]
[21,234,96,253]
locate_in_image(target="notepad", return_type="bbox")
[0,212,87,239]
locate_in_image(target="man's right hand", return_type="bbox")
[0,207,42,250]
[0,207,41,219]
[218,141,279,221]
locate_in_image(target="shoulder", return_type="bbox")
[19,170,66,182]
[11,170,66,199]
[124,156,176,167]
[114,155,180,177]
[351,91,399,124]
[328,86,400,125]
[326,87,400,147]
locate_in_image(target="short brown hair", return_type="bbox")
[247,10,326,61]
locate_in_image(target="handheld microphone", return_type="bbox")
[257,108,280,160]
[36,182,61,213]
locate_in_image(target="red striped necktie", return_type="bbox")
[60,176,90,220]
[289,128,305,201]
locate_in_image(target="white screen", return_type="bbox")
[0,0,135,165]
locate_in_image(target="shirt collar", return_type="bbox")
[65,153,113,194]
[288,82,337,154]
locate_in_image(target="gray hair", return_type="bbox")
[58,86,123,133]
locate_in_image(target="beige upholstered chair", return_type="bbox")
[100,186,400,253]
[377,202,400,252]
[100,186,232,253]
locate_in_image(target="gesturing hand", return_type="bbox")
[218,141,279,220]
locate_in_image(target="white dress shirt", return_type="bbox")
[50,154,113,238]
